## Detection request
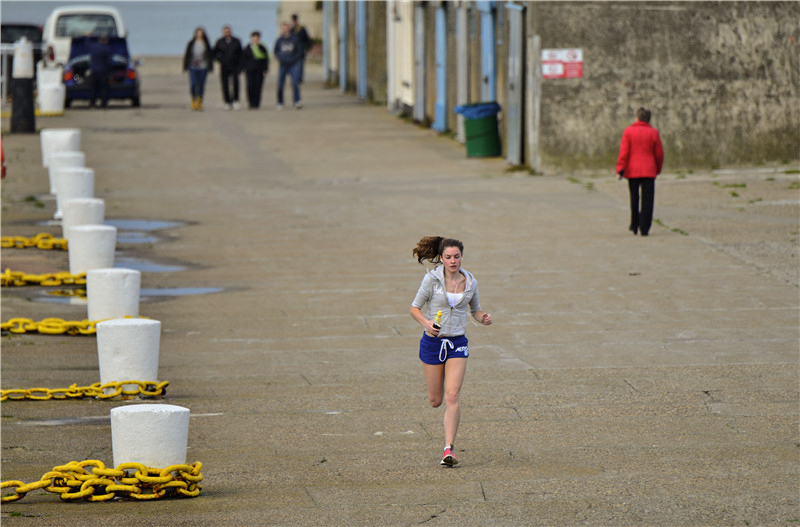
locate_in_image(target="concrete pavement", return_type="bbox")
[1,58,798,526]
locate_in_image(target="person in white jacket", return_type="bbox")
[410,235,493,467]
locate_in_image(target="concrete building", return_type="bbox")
[321,1,799,172]
[277,1,323,53]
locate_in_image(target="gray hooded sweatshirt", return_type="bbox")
[411,266,481,337]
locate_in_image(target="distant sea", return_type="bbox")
[1,1,279,56]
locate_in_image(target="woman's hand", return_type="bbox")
[426,319,440,336]
[475,311,492,326]
[411,306,439,336]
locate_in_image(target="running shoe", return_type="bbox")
[440,447,458,466]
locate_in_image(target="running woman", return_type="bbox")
[410,236,493,466]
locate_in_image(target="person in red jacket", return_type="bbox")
[616,107,664,236]
[1,138,6,179]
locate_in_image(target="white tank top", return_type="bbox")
[446,292,463,307]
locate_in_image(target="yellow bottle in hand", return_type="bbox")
[433,310,442,331]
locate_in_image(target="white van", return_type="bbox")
[42,5,126,67]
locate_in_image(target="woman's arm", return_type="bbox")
[472,310,492,325]
[410,306,439,336]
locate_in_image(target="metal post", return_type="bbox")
[11,37,35,134]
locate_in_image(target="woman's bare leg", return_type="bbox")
[422,362,445,408]
[442,358,468,447]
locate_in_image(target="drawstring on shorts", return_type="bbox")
[439,339,454,363]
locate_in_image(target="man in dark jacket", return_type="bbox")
[291,13,311,84]
[213,25,243,110]
[274,22,303,109]
[88,34,113,108]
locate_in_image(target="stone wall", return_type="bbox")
[530,1,799,170]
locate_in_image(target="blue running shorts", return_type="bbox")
[419,333,469,364]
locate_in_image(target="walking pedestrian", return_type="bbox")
[410,236,493,467]
[616,107,664,236]
[88,34,113,108]
[273,22,303,110]
[241,31,269,109]
[290,13,311,84]
[182,27,213,111]
[213,25,243,110]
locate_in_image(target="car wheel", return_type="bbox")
[64,98,72,108]
[131,95,140,107]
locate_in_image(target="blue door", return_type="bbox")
[477,1,496,102]
[339,1,348,92]
[432,4,447,132]
[322,2,331,83]
[356,1,367,100]
[505,3,524,165]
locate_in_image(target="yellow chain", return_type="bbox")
[1,380,169,401]
[48,288,87,298]
[1,460,202,502]
[1,317,97,335]
[1,233,68,250]
[0,315,147,335]
[1,269,86,287]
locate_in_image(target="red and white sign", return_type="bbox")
[542,48,583,79]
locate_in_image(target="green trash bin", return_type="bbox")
[456,102,501,158]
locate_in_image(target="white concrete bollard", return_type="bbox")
[40,128,80,167]
[61,197,105,239]
[110,404,189,468]
[68,224,116,274]
[36,62,63,85]
[38,83,66,115]
[12,37,34,79]
[47,151,85,195]
[54,166,94,219]
[87,268,141,321]
[96,318,160,393]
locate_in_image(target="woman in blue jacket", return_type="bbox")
[410,236,493,467]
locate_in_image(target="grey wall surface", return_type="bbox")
[531,1,799,170]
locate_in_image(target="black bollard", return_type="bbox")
[11,78,35,133]
[10,37,36,134]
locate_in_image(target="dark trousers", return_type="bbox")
[628,178,655,235]
[219,67,239,103]
[245,71,265,108]
[277,63,301,105]
[90,72,110,107]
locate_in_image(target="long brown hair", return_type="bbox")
[412,236,464,265]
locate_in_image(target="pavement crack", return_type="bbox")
[419,422,432,439]
[419,509,446,524]
[480,481,487,501]
[303,487,318,507]
[623,378,638,392]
